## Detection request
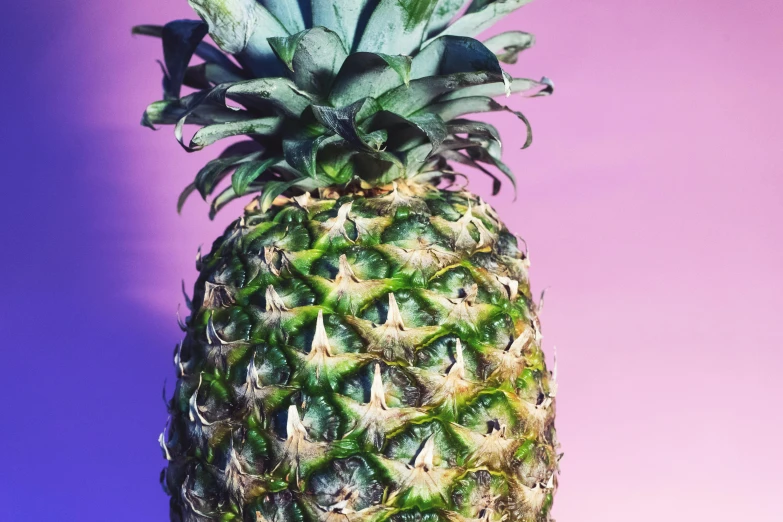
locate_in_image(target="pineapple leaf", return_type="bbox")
[187,116,284,151]
[378,71,504,116]
[312,0,375,52]
[415,95,503,121]
[226,78,314,117]
[427,0,535,41]
[195,150,262,198]
[232,157,281,196]
[176,182,197,213]
[268,31,307,71]
[259,179,303,212]
[440,149,505,194]
[283,135,335,178]
[483,30,535,64]
[270,27,348,95]
[208,184,239,219]
[183,62,246,89]
[357,0,440,55]
[447,119,501,145]
[132,24,238,71]
[159,20,209,100]
[438,76,553,100]
[425,0,470,38]
[141,97,244,129]
[188,0,289,77]
[311,99,382,150]
[468,143,518,180]
[364,111,448,157]
[411,35,504,80]
[259,0,308,34]
[423,96,533,149]
[329,53,410,107]
[378,54,413,87]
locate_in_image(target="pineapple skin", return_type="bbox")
[162,184,558,522]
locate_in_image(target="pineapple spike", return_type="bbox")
[159,416,172,461]
[545,471,556,489]
[293,192,312,209]
[205,314,226,345]
[413,435,436,471]
[310,310,333,358]
[537,287,549,314]
[188,374,212,426]
[448,339,466,380]
[369,363,388,410]
[176,304,188,331]
[516,234,529,259]
[323,202,354,241]
[495,275,519,301]
[181,279,192,310]
[246,351,260,388]
[174,339,187,376]
[386,293,404,329]
[265,285,289,312]
[508,329,532,357]
[335,254,359,284]
[549,346,559,398]
[285,404,308,441]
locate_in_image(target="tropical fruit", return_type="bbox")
[137,1,559,521]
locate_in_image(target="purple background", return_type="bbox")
[2,1,782,520]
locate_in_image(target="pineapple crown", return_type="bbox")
[135,0,552,218]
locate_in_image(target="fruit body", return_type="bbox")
[140,1,558,520]
[163,184,557,521]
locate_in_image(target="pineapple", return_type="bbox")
[137,1,558,521]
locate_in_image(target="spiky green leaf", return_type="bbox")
[283,135,333,178]
[176,182,197,213]
[232,157,281,196]
[438,76,553,100]
[183,62,246,89]
[195,150,263,198]
[312,0,375,52]
[259,0,308,34]
[225,78,314,117]
[208,184,239,219]
[364,111,447,156]
[160,20,209,99]
[269,27,348,94]
[378,54,412,86]
[311,99,382,150]
[483,30,535,63]
[378,71,504,116]
[357,0,439,55]
[141,97,244,129]
[421,96,533,148]
[329,53,410,107]
[187,0,288,76]
[188,117,284,151]
[425,0,470,38]
[411,35,504,80]
[441,149,505,194]
[260,179,303,212]
[132,24,238,71]
[429,0,535,41]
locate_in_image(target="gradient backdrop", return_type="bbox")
[2,1,781,520]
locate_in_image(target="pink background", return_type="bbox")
[10,1,780,520]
